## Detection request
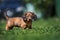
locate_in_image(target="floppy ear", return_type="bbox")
[34,15,37,20]
[31,12,37,20]
[23,16,27,21]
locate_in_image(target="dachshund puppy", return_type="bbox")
[23,12,37,21]
[5,14,27,30]
[23,12,37,29]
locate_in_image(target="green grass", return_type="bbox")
[0,18,60,40]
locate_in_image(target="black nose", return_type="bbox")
[29,19,32,21]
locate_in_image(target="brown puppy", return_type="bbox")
[23,12,37,21]
[23,12,37,29]
[5,15,26,30]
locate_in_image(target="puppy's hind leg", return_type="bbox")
[6,25,10,30]
[6,25,13,30]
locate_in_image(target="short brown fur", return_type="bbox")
[5,17,26,30]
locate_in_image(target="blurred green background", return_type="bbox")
[0,0,60,40]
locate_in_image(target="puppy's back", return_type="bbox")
[7,17,26,26]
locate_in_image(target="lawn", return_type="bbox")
[0,18,60,40]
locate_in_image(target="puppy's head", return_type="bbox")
[23,12,37,21]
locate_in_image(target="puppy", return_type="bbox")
[5,14,27,30]
[23,12,37,21]
[23,12,37,29]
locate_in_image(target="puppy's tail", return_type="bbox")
[4,12,9,20]
[5,15,9,20]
